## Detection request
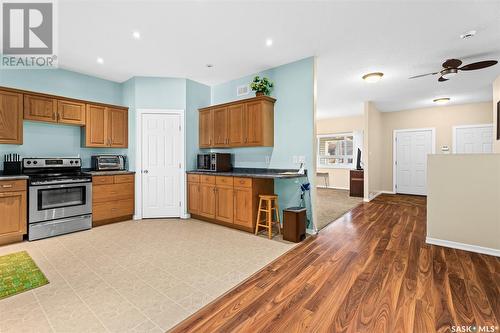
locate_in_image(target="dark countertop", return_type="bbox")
[0,173,29,180]
[83,170,136,176]
[187,168,307,179]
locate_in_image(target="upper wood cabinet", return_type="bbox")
[84,105,128,148]
[0,89,23,144]
[199,109,213,148]
[107,107,128,147]
[24,94,57,123]
[199,96,275,148]
[57,100,85,125]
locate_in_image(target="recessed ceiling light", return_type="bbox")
[362,72,384,83]
[433,97,450,105]
[265,38,273,47]
[96,57,104,64]
[460,30,476,39]
[206,64,214,68]
[132,31,141,39]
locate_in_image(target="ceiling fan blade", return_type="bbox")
[459,60,498,71]
[438,76,448,82]
[442,59,462,68]
[408,72,438,79]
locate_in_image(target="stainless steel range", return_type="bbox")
[23,158,92,241]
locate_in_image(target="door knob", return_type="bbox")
[143,170,149,174]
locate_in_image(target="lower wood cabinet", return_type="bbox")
[0,179,27,245]
[187,174,274,232]
[92,174,134,226]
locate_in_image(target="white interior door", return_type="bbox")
[142,113,182,218]
[454,125,493,153]
[395,129,433,195]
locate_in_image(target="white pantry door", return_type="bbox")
[395,129,433,195]
[142,113,182,218]
[455,125,493,153]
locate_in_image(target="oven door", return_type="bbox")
[29,182,92,223]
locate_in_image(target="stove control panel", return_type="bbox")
[23,158,81,168]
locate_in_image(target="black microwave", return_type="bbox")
[197,153,232,172]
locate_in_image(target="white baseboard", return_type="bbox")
[306,228,317,235]
[316,185,349,190]
[363,190,395,202]
[426,237,500,257]
[181,213,191,219]
[133,215,141,220]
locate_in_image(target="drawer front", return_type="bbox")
[187,174,200,183]
[216,176,233,186]
[92,176,114,185]
[200,175,216,184]
[114,174,134,184]
[233,177,252,188]
[93,183,134,203]
[93,199,134,221]
[0,179,26,192]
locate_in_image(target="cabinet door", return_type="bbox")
[85,104,107,147]
[215,185,233,223]
[108,107,128,147]
[187,182,200,214]
[0,90,23,144]
[245,101,263,145]
[199,184,216,219]
[199,109,213,148]
[57,100,86,125]
[233,187,253,228]
[228,104,245,146]
[0,191,27,236]
[24,94,57,123]
[212,107,228,147]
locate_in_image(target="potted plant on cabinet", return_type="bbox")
[250,76,274,96]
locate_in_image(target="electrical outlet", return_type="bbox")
[292,156,298,164]
[265,155,270,164]
[298,156,305,163]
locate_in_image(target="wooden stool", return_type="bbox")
[255,194,281,239]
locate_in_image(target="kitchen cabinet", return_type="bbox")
[0,89,23,144]
[187,173,274,232]
[92,174,134,226]
[0,180,27,245]
[24,94,57,123]
[199,109,213,148]
[57,100,86,125]
[198,96,275,148]
[84,104,128,148]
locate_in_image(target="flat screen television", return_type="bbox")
[356,148,363,170]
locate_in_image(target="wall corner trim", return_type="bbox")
[426,237,500,257]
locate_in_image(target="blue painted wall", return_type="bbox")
[0,68,127,168]
[210,57,316,226]
[186,79,211,170]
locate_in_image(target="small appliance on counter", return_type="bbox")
[197,153,232,172]
[3,154,22,175]
[91,155,126,171]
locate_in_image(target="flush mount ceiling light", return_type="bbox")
[96,57,104,64]
[460,30,476,39]
[265,38,273,47]
[433,97,450,105]
[362,72,384,83]
[132,31,141,39]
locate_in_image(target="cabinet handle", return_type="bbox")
[2,184,13,188]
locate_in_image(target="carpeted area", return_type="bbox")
[315,188,363,230]
[0,251,49,299]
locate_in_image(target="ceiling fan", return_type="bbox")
[409,58,498,82]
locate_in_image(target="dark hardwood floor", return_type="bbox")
[170,194,500,333]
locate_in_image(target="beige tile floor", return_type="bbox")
[0,219,295,333]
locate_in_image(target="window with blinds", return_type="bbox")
[317,133,354,167]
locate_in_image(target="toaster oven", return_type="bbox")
[91,155,126,171]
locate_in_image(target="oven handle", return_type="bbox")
[30,182,91,190]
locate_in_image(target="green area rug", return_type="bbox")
[0,251,49,299]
